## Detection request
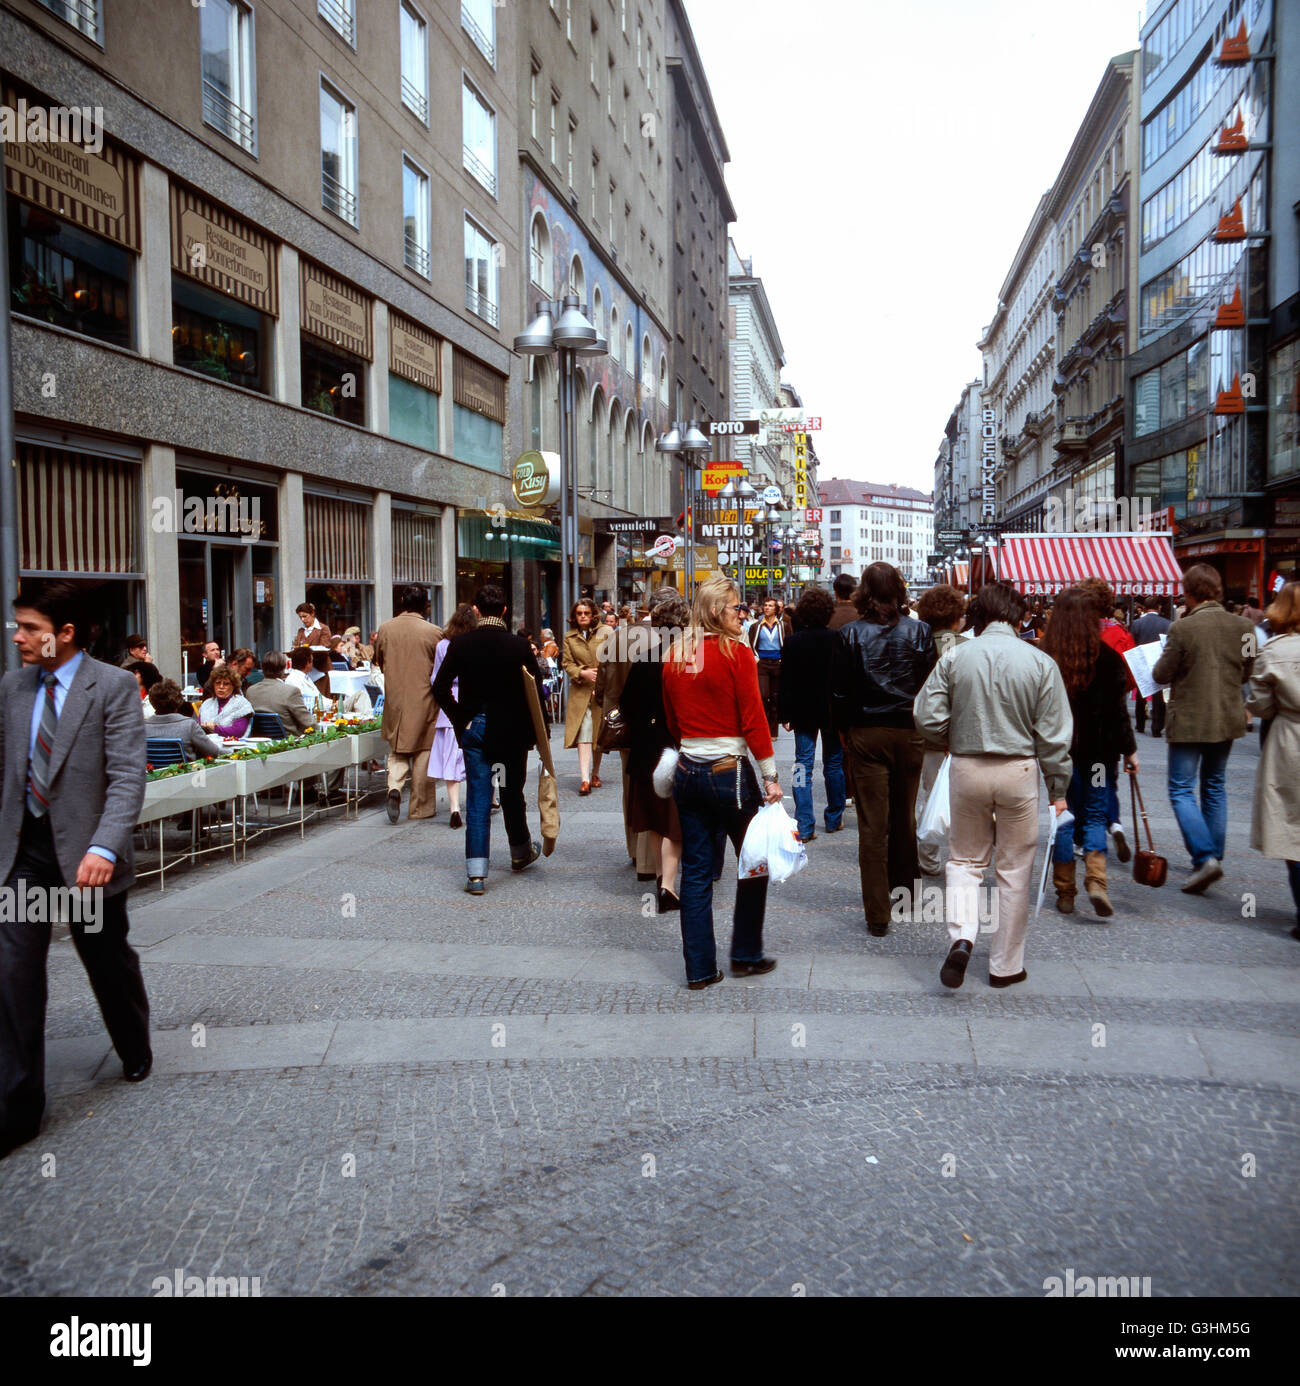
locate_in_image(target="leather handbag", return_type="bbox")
[1129,771,1168,888]
[597,704,631,751]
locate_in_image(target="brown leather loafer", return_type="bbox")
[730,958,777,978]
[989,969,1028,988]
[687,970,724,991]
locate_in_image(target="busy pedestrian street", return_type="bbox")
[1,730,1295,1300]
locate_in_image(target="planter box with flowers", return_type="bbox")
[139,759,241,823]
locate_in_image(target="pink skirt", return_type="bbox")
[427,725,465,782]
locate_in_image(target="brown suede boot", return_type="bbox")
[1053,860,1077,914]
[1084,850,1113,918]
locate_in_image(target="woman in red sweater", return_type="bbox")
[662,576,784,990]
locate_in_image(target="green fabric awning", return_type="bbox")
[458,513,561,561]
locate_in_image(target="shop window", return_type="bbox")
[389,373,439,451]
[453,404,503,470]
[1268,340,1300,482]
[301,337,367,425]
[9,201,132,348]
[172,273,268,392]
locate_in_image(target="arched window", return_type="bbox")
[592,286,604,343]
[658,355,668,406]
[590,388,606,498]
[607,399,622,505]
[575,373,592,491]
[529,211,551,290]
[624,322,634,374]
[641,335,652,391]
[622,415,635,512]
[568,252,584,302]
[529,355,558,452]
[609,305,620,364]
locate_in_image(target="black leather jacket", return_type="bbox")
[830,617,938,731]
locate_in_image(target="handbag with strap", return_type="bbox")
[1129,771,1167,888]
[520,666,560,856]
[597,703,631,751]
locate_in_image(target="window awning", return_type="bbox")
[996,533,1183,596]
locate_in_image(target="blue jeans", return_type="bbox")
[792,724,845,839]
[1055,767,1109,863]
[461,714,529,877]
[1167,740,1232,868]
[673,755,768,983]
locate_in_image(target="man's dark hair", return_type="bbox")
[833,572,856,600]
[125,632,147,651]
[261,649,288,678]
[475,584,507,618]
[127,659,163,693]
[794,586,835,630]
[13,580,90,649]
[854,562,909,626]
[289,646,314,670]
[1143,596,1162,611]
[230,647,254,667]
[967,582,1027,634]
[395,584,428,615]
[296,602,315,617]
[1183,563,1223,604]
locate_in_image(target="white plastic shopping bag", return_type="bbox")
[738,801,809,884]
[916,754,951,850]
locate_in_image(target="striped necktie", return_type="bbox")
[26,671,60,818]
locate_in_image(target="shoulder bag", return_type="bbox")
[1129,771,1167,888]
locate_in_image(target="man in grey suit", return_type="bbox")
[0,582,152,1158]
[246,649,315,734]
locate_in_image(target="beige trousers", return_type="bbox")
[387,749,437,818]
[945,754,1041,979]
[620,748,658,873]
[915,747,947,875]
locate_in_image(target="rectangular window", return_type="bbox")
[318,0,356,46]
[566,115,576,187]
[530,60,540,140]
[201,0,256,153]
[9,200,132,349]
[389,374,439,451]
[549,92,559,165]
[400,2,429,122]
[35,0,102,43]
[461,0,496,64]
[462,79,497,196]
[464,217,499,327]
[402,157,430,277]
[590,17,599,87]
[1160,353,1187,427]
[172,272,269,393]
[591,153,599,220]
[320,79,358,226]
[301,338,366,425]
[1134,366,1161,436]
[608,53,615,118]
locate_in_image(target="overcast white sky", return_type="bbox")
[683,0,1146,494]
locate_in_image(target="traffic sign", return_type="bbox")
[648,534,677,558]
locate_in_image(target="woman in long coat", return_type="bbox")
[562,597,608,795]
[1246,581,1300,940]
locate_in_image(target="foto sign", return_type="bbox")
[512,450,559,508]
[708,419,760,436]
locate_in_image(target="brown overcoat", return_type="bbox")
[562,624,608,747]
[1151,600,1255,743]
[373,611,444,753]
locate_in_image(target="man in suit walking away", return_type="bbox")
[0,581,151,1158]
[373,586,444,823]
[1130,596,1171,737]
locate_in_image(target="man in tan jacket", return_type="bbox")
[1152,563,1255,893]
[373,586,444,822]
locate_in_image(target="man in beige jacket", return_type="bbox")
[373,586,444,822]
[914,582,1072,991]
[1152,563,1256,893]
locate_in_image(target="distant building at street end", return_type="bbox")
[817,479,934,589]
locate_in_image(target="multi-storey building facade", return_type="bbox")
[819,480,934,589]
[1125,0,1299,601]
[934,379,983,536]
[1048,52,1140,523]
[978,197,1059,531]
[727,238,785,490]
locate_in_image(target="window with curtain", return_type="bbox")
[403,157,430,277]
[464,216,498,326]
[318,0,356,46]
[461,0,496,64]
[462,79,497,195]
[529,212,550,289]
[400,2,428,121]
[320,79,357,225]
[201,0,256,153]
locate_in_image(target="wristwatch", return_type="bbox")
[763,773,779,785]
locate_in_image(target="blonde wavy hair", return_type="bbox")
[668,575,742,670]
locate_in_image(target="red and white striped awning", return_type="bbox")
[997,533,1183,596]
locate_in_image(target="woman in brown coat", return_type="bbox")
[563,598,608,795]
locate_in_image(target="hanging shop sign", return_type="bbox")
[300,259,372,358]
[794,433,809,509]
[702,463,746,495]
[596,516,675,535]
[980,407,998,520]
[648,534,678,558]
[511,451,560,508]
[389,312,442,394]
[170,182,278,314]
[708,419,761,436]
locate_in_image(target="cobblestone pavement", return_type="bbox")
[1,732,1297,1297]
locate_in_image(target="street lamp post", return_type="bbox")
[656,420,710,599]
[514,295,606,631]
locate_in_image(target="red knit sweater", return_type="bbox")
[662,636,774,761]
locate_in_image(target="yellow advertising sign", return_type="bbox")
[702,464,745,495]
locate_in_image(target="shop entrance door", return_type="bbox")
[209,542,254,656]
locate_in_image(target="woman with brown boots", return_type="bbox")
[1040,588,1139,917]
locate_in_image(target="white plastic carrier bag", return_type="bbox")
[738,800,808,884]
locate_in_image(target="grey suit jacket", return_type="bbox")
[247,676,315,734]
[0,656,146,896]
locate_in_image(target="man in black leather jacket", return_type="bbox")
[830,564,937,935]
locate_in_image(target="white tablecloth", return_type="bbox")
[326,668,375,696]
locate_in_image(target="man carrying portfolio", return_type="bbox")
[0,581,151,1158]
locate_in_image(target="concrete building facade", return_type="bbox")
[819,479,934,590]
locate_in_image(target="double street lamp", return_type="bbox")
[655,420,710,597]
[515,295,607,630]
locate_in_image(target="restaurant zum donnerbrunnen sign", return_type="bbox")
[170,182,279,315]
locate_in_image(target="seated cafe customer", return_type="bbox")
[127,660,163,720]
[247,650,315,734]
[146,680,224,760]
[198,663,253,739]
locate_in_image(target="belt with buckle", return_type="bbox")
[710,757,739,774]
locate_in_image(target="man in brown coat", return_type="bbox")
[827,573,858,631]
[373,586,444,823]
[1152,563,1255,894]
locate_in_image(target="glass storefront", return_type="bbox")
[173,273,269,392]
[302,338,367,425]
[304,492,373,638]
[389,373,439,450]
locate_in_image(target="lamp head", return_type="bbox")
[551,295,597,349]
[513,309,555,355]
[681,420,709,451]
[656,426,683,454]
